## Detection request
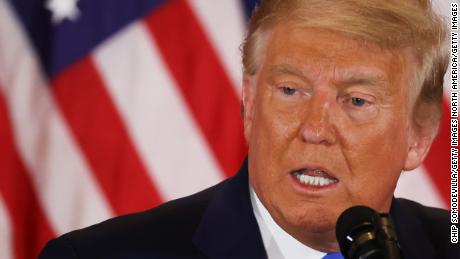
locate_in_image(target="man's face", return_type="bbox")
[243,24,426,248]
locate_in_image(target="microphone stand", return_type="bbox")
[373,213,401,259]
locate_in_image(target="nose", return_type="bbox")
[299,92,336,145]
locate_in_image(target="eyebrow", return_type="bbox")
[269,63,388,88]
[337,71,389,88]
[269,64,311,83]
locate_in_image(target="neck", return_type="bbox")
[290,228,340,253]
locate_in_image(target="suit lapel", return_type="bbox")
[390,198,436,259]
[193,159,268,258]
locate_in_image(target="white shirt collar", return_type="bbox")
[250,186,327,259]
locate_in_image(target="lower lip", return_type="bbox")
[289,174,339,194]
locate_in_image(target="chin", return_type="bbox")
[277,205,338,234]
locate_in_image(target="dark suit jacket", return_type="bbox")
[39,160,459,258]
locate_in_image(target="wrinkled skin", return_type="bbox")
[242,23,435,252]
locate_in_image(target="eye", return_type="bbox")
[350,97,367,107]
[280,86,297,95]
[340,94,378,122]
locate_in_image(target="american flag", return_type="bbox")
[0,0,452,258]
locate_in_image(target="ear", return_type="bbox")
[242,75,257,142]
[403,125,437,171]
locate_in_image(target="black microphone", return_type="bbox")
[335,206,401,259]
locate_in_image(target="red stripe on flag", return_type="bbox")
[144,0,247,177]
[51,57,163,215]
[0,90,55,259]
[423,101,451,206]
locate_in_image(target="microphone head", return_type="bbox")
[336,205,376,241]
[336,206,383,259]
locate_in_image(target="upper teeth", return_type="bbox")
[295,173,337,186]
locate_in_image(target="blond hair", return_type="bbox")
[242,0,448,132]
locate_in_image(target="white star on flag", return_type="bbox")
[46,0,80,24]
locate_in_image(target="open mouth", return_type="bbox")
[291,168,338,187]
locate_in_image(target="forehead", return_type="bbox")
[261,23,413,87]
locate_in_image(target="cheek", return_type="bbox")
[341,108,410,161]
[339,120,409,208]
[248,92,305,191]
[251,92,303,151]
[346,128,408,173]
